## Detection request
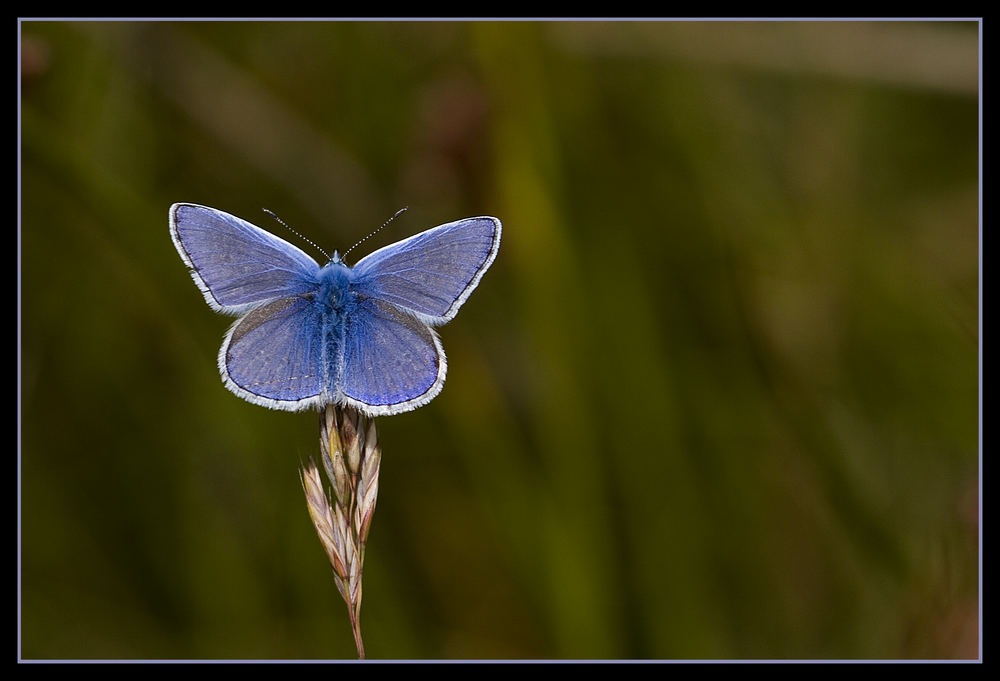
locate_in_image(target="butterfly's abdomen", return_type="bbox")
[314,262,358,401]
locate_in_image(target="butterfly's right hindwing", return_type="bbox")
[337,297,446,415]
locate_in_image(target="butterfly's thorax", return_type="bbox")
[314,259,356,316]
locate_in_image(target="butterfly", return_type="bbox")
[169,203,501,416]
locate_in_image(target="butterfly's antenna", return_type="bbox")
[263,209,330,261]
[343,207,408,260]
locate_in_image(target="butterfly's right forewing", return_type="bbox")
[350,217,501,323]
[170,203,321,314]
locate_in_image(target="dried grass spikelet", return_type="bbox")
[301,404,381,659]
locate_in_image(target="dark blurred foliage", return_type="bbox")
[19,20,979,660]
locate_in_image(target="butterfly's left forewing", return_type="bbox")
[170,203,320,314]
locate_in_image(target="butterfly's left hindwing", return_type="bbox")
[221,296,327,411]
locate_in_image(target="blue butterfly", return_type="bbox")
[169,203,501,416]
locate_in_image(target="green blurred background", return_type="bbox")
[19,20,979,660]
